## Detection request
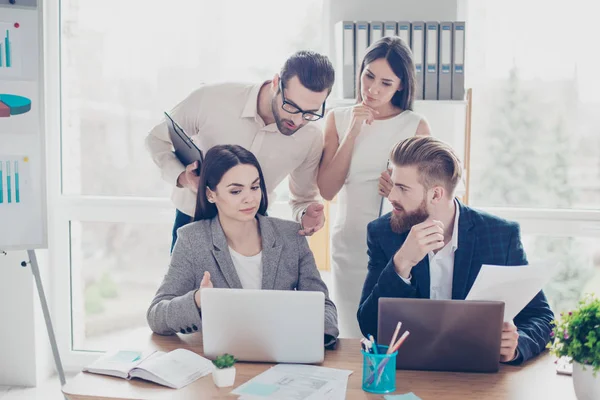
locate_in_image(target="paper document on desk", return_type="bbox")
[232,364,352,400]
[465,264,552,322]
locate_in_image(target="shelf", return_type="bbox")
[327,98,468,109]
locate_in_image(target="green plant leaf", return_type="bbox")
[212,353,237,369]
[550,294,600,373]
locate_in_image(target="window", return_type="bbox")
[466,1,600,314]
[60,0,323,197]
[522,235,600,314]
[57,0,324,354]
[467,1,600,211]
[70,221,172,351]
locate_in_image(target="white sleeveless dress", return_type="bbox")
[330,106,423,338]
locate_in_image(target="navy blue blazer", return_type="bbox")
[357,200,554,365]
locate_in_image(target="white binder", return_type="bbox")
[397,21,411,47]
[383,21,397,37]
[355,21,370,85]
[370,21,383,45]
[335,21,355,99]
[411,22,425,100]
[452,21,466,100]
[424,22,439,100]
[438,21,453,100]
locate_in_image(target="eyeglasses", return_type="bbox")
[279,80,326,122]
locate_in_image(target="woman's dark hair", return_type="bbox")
[194,144,268,221]
[356,36,416,111]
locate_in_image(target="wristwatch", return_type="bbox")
[300,208,308,230]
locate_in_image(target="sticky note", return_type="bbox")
[239,382,279,396]
[108,351,142,363]
[384,393,422,400]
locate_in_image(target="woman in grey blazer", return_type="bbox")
[147,144,339,347]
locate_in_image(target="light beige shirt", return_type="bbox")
[145,82,323,218]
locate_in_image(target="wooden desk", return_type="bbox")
[63,330,576,400]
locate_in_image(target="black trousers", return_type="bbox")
[171,209,193,253]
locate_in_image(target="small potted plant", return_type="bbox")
[550,294,600,400]
[212,353,237,388]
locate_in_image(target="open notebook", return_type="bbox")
[83,348,213,389]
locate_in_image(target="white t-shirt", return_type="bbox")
[228,247,263,290]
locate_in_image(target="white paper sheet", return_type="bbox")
[233,364,353,400]
[465,264,553,321]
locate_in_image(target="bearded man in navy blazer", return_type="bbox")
[357,136,554,364]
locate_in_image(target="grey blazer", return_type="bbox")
[147,214,339,345]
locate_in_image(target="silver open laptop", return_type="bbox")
[378,298,505,373]
[201,288,325,363]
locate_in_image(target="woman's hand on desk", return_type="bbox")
[499,321,519,362]
[194,271,214,309]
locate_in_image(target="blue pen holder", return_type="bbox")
[361,345,397,394]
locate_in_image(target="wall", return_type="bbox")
[0,249,54,386]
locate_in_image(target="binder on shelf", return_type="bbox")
[397,21,411,47]
[424,22,439,100]
[355,21,369,81]
[452,21,466,100]
[411,21,425,100]
[335,21,356,99]
[370,21,383,45]
[383,21,397,38]
[438,21,453,100]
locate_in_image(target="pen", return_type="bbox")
[360,338,372,353]
[360,339,367,352]
[369,335,379,355]
[371,331,412,387]
[387,321,402,354]
[389,330,410,354]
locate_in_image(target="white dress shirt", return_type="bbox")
[228,247,263,290]
[400,199,460,300]
[145,82,323,218]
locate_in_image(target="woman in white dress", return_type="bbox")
[318,37,431,337]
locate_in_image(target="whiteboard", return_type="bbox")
[0,4,47,250]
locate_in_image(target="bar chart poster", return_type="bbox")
[0,155,30,206]
[0,11,38,81]
[0,21,22,78]
[0,80,38,134]
[0,154,41,248]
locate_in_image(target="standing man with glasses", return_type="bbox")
[146,51,335,251]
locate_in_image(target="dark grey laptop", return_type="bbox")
[378,298,504,373]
